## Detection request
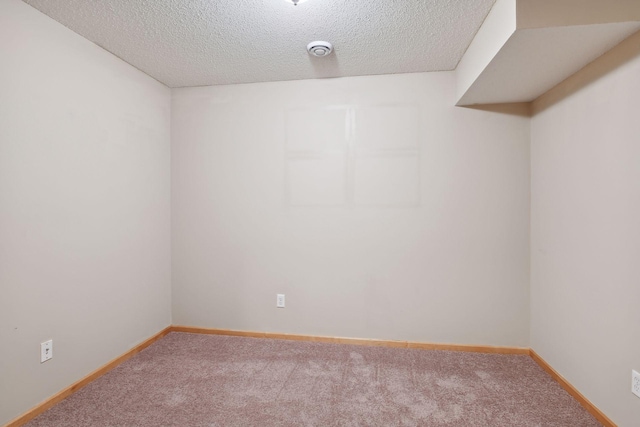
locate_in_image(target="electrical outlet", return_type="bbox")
[41,340,53,363]
[632,370,640,399]
[276,294,285,308]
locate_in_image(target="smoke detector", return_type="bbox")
[288,0,308,4]
[307,41,333,57]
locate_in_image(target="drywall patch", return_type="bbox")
[285,104,421,207]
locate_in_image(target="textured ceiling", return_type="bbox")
[23,0,496,88]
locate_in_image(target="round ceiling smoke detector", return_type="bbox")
[307,41,333,57]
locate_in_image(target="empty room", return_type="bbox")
[1,0,639,425]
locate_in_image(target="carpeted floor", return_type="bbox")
[25,332,601,426]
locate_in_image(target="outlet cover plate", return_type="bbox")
[41,340,53,363]
[633,370,640,398]
[276,294,285,308]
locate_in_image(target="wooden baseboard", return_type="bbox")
[5,326,614,427]
[529,349,616,427]
[4,326,172,427]
[170,325,530,354]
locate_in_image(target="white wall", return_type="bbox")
[531,31,640,426]
[171,72,531,347]
[0,1,171,424]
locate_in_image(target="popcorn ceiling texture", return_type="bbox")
[22,0,496,87]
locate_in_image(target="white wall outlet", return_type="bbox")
[40,340,53,363]
[632,370,640,399]
[276,294,285,308]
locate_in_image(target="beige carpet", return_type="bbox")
[25,332,602,426]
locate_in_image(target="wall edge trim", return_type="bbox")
[171,325,530,354]
[529,349,617,427]
[4,327,617,427]
[4,326,172,427]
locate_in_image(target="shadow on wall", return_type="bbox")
[461,103,532,117]
[533,29,640,114]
